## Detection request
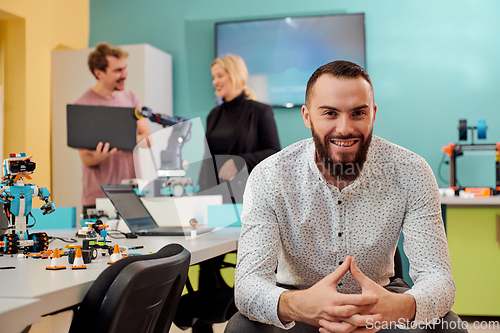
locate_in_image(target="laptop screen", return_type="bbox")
[101,184,157,232]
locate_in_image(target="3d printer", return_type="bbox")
[441,119,500,196]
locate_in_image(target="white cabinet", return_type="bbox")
[51,44,172,218]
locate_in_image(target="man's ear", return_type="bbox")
[302,105,311,130]
[94,69,103,80]
[372,103,377,124]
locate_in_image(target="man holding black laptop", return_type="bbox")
[75,43,151,215]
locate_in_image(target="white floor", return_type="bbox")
[27,312,228,333]
[26,312,500,332]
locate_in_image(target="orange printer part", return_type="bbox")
[442,143,455,157]
[464,187,491,197]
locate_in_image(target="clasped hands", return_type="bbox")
[278,256,415,333]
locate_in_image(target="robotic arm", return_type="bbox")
[38,187,56,215]
[136,107,192,171]
[135,107,198,197]
[136,107,187,127]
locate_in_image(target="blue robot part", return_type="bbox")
[39,187,51,200]
[41,201,56,215]
[2,186,35,216]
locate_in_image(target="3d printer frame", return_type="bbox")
[441,119,500,195]
[442,143,500,193]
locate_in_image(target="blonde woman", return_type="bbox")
[199,54,280,199]
[182,54,280,333]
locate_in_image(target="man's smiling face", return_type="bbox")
[302,74,377,181]
[95,55,128,91]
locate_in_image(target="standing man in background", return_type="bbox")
[75,43,151,215]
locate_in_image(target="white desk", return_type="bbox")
[0,227,240,333]
[440,195,500,206]
[0,298,41,333]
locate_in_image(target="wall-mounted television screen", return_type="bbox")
[215,13,366,108]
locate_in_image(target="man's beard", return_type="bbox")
[311,121,372,182]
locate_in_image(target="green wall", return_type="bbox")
[90,0,500,188]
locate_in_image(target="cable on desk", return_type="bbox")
[27,212,36,228]
[437,152,462,187]
[438,153,449,185]
[48,236,78,243]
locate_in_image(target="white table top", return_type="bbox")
[440,196,500,206]
[0,226,240,319]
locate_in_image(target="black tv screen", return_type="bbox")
[215,13,366,108]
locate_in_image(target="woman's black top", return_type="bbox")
[199,92,281,201]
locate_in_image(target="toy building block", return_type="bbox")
[107,244,122,264]
[71,248,87,270]
[46,248,66,270]
[79,220,113,259]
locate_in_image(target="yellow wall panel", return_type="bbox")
[2,17,26,155]
[0,0,89,199]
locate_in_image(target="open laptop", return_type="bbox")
[101,184,214,236]
[67,104,137,151]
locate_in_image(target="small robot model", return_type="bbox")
[0,153,55,254]
[78,220,114,260]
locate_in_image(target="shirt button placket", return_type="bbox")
[337,199,343,236]
[337,194,345,265]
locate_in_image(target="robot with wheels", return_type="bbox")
[135,107,200,197]
[0,153,56,254]
[78,220,113,260]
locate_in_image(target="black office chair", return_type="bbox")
[68,243,191,333]
[392,246,404,281]
[174,253,237,331]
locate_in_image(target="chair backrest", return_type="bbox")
[69,243,191,333]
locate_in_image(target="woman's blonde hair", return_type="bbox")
[212,54,256,100]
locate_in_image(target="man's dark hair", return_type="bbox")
[88,43,128,79]
[305,60,373,106]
